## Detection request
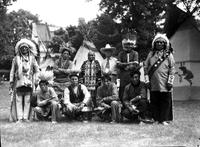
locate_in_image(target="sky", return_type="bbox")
[8,0,101,27]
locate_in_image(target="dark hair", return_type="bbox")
[69,72,79,78]
[130,70,141,77]
[61,48,70,55]
[101,74,111,81]
[39,80,49,85]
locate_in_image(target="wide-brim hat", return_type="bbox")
[59,46,72,54]
[15,38,37,56]
[69,70,81,78]
[100,44,116,55]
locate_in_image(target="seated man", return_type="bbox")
[34,71,60,124]
[63,71,92,122]
[122,70,150,123]
[96,74,122,123]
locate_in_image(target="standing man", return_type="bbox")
[79,51,101,107]
[122,70,150,123]
[144,33,175,125]
[63,71,92,121]
[96,74,122,123]
[100,44,118,84]
[117,33,139,101]
[10,38,39,122]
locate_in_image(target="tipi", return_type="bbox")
[165,5,200,100]
[72,40,104,70]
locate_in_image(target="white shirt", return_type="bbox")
[101,57,118,75]
[64,84,90,105]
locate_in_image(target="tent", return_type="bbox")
[31,23,54,70]
[72,40,104,70]
[165,6,200,100]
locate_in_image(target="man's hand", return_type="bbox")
[68,104,76,111]
[42,99,49,105]
[166,83,173,91]
[79,103,86,109]
[130,96,141,104]
[10,82,14,90]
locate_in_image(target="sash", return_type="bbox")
[148,51,170,79]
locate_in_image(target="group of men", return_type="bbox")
[9,33,175,125]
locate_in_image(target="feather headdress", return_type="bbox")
[152,33,170,50]
[15,38,37,56]
[38,70,54,85]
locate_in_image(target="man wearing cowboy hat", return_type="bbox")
[9,38,40,122]
[117,33,139,102]
[100,44,118,84]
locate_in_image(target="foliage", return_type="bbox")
[0,0,16,9]
[94,14,121,57]
[174,0,200,16]
[0,9,40,69]
[98,0,176,59]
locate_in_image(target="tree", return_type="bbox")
[174,0,200,16]
[0,0,16,9]
[98,0,175,59]
[0,9,40,69]
[94,14,121,56]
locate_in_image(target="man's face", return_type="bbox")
[130,74,140,85]
[39,82,48,92]
[20,46,29,55]
[122,39,136,52]
[105,50,112,58]
[62,50,70,60]
[71,76,79,86]
[103,78,110,87]
[155,39,166,51]
[88,53,95,61]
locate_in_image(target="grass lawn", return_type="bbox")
[1,82,200,147]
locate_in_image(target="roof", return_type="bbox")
[164,5,189,38]
[32,23,51,42]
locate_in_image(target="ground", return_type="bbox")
[1,82,200,147]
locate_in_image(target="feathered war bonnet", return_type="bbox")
[152,33,170,51]
[38,70,54,85]
[15,38,38,56]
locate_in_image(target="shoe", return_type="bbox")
[139,121,145,125]
[16,119,23,123]
[52,121,57,124]
[161,121,169,126]
[110,121,117,124]
[138,116,154,124]
[82,120,89,123]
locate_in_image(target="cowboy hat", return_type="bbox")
[100,44,116,55]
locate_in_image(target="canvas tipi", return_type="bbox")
[165,5,200,100]
[72,40,104,70]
